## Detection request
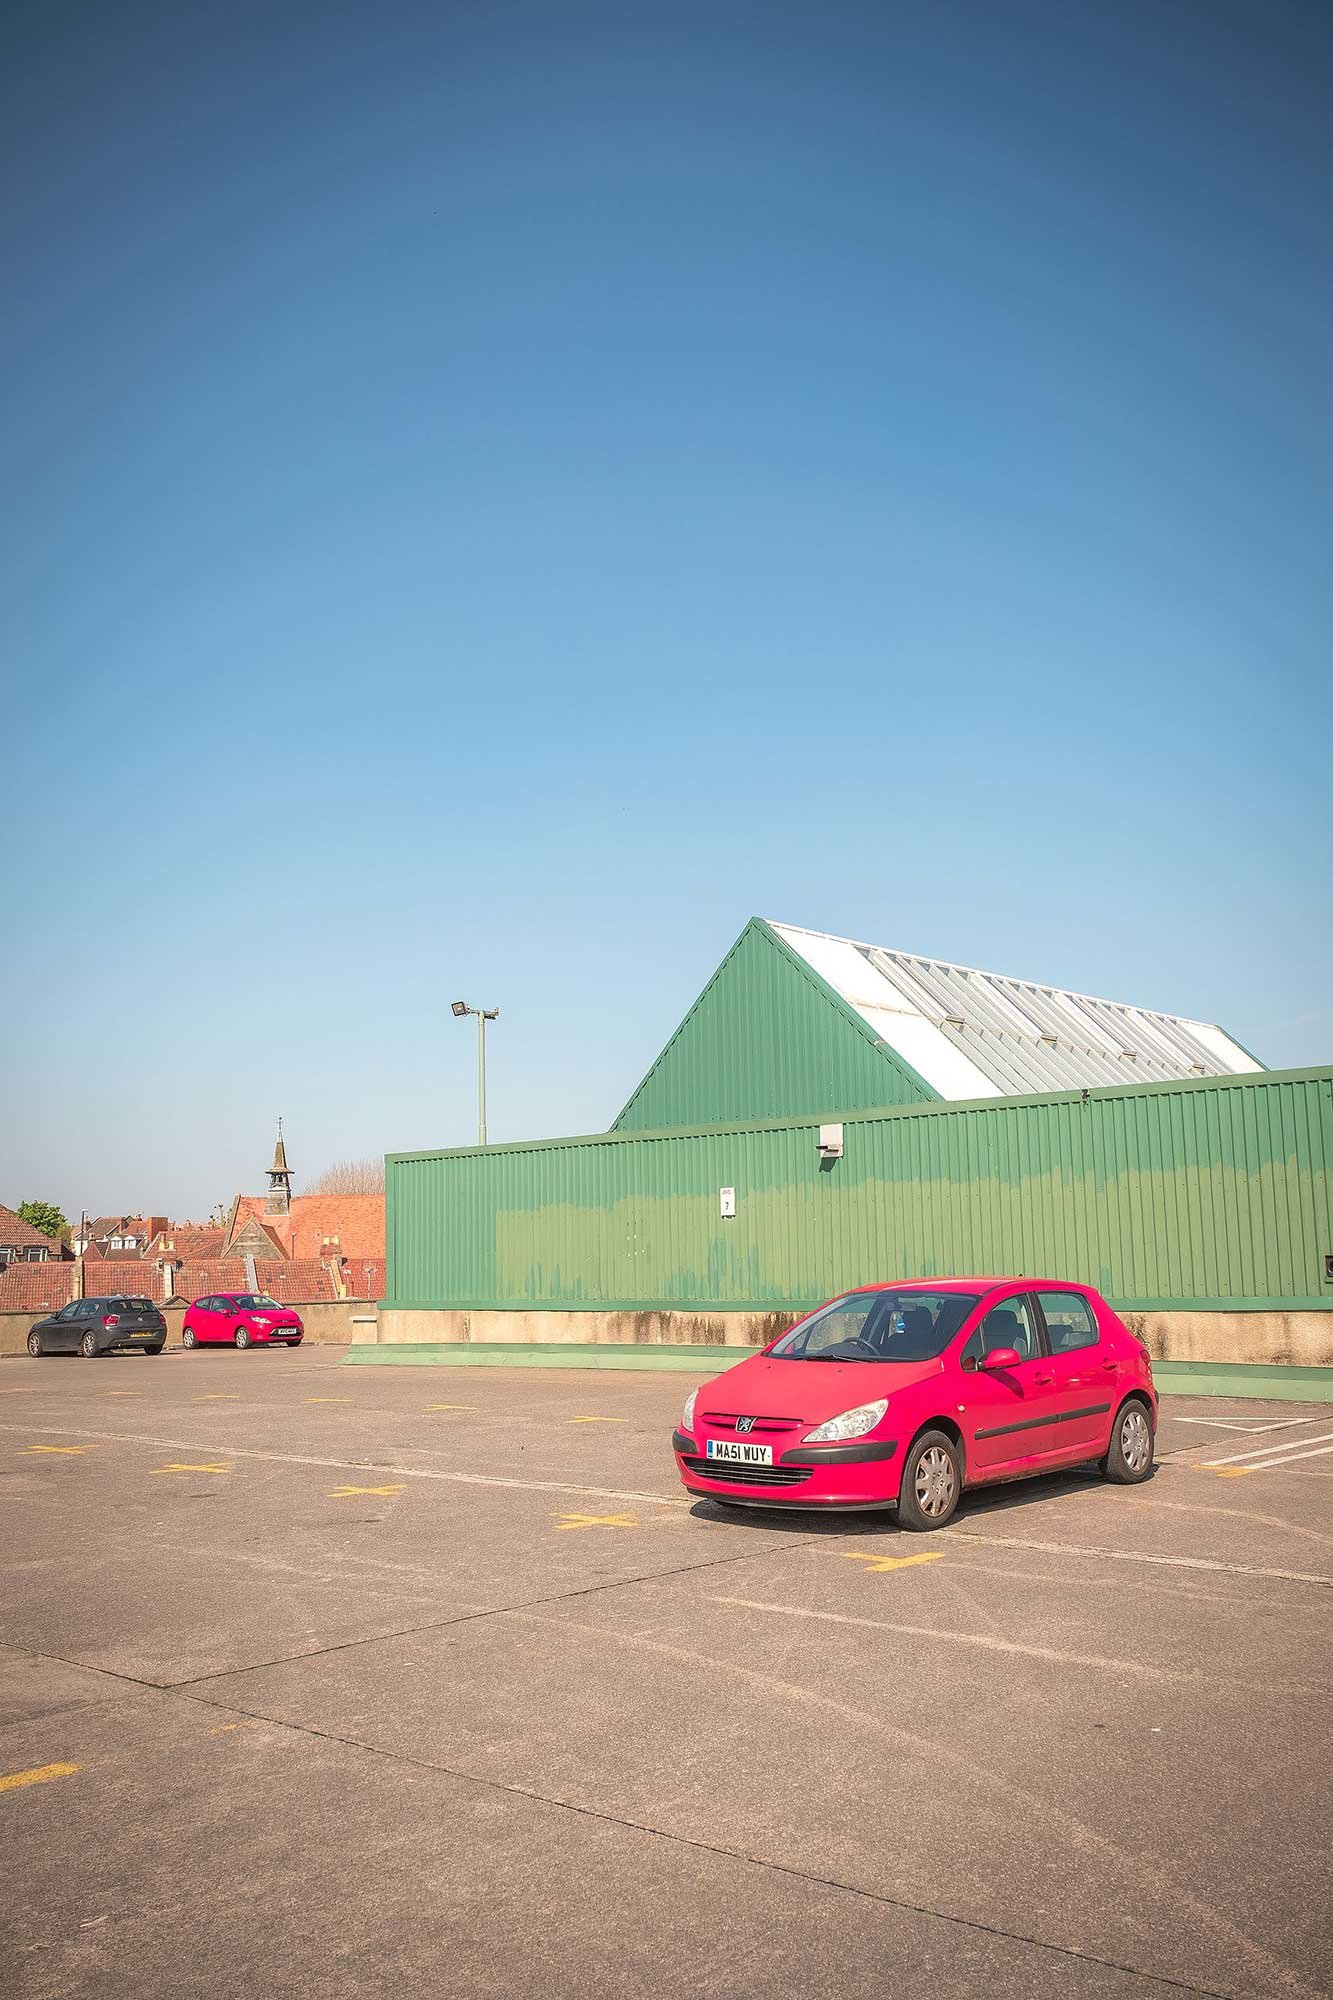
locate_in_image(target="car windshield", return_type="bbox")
[770,1290,983,1362]
[233,1294,280,1309]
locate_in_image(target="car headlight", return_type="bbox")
[252,1316,270,1326]
[681,1388,699,1434]
[802,1397,888,1444]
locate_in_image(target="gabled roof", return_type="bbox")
[145,1228,227,1261]
[767,922,1263,1099]
[0,1204,61,1251]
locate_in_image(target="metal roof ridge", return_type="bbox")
[764,918,1227,1033]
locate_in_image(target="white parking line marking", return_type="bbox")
[1175,1417,1324,1434]
[1201,1430,1333,1467]
[0,1423,683,1508]
[938,1527,1331,1588]
[1247,1442,1333,1471]
[711,1597,1243,1684]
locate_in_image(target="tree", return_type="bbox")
[306,1157,385,1195]
[207,1201,230,1228]
[19,1199,70,1245]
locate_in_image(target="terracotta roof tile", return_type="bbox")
[147,1229,227,1261]
[0,1204,65,1252]
[0,1262,77,1312]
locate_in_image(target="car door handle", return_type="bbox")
[1101,1358,1118,1372]
[1033,1371,1055,1387]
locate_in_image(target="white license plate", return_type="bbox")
[706,1439,773,1466]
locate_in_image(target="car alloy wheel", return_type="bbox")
[1120,1405,1151,1474]
[81,1330,98,1357]
[27,1330,43,1357]
[914,1444,957,1519]
[898,1428,963,1531]
[1102,1398,1155,1484]
[234,1325,251,1350]
[182,1327,197,1349]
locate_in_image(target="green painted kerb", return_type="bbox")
[341,1345,1333,1399]
[341,1342,737,1372]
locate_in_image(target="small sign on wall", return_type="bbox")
[719,1187,736,1218]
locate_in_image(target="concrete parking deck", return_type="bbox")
[2,1346,1330,2000]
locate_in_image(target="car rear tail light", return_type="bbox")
[102,1314,120,1328]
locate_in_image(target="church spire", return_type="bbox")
[266,1117,292,1215]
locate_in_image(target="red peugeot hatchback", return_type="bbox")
[673,1277,1156,1529]
[182,1292,304,1350]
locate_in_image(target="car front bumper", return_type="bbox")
[673,1431,902,1508]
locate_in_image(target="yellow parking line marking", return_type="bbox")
[330,1483,405,1498]
[842,1550,946,1574]
[567,1416,626,1424]
[1192,1465,1254,1478]
[553,1510,637,1531]
[195,1394,238,1402]
[305,1398,353,1404]
[425,1404,475,1412]
[0,1762,80,1795]
[21,1445,93,1456]
[150,1462,232,1476]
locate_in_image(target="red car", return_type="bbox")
[182,1292,304,1350]
[673,1277,1156,1529]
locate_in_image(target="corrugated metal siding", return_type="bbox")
[613,920,933,1131]
[387,1070,1333,1311]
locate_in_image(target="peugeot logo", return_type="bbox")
[736,1415,756,1434]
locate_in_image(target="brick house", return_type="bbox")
[0,1204,67,1269]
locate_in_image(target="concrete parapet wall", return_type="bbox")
[374,1304,1333,1370]
[374,1306,792,1350]
[1125,1310,1333,1368]
[0,1299,368,1357]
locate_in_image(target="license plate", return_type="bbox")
[706,1439,773,1466]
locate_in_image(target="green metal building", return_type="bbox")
[385,921,1333,1324]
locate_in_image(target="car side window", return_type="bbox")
[56,1303,78,1322]
[1037,1291,1099,1353]
[962,1295,1040,1366]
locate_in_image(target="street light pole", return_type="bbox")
[452,1001,500,1146]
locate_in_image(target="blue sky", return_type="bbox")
[3,0,1330,1222]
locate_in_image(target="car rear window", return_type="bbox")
[111,1298,158,1312]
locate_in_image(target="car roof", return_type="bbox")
[853,1276,1096,1294]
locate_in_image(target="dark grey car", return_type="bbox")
[28,1295,167,1358]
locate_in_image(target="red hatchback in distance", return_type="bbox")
[182,1292,304,1350]
[673,1277,1156,1530]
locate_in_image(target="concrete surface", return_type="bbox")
[1,1345,1330,2000]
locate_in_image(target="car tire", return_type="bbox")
[144,1344,164,1356]
[234,1325,251,1350]
[182,1327,197,1350]
[897,1429,963,1532]
[27,1330,45,1357]
[80,1330,99,1358]
[1102,1399,1154,1484]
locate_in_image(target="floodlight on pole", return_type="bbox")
[451,1001,500,1144]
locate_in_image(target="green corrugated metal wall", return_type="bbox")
[612,918,934,1130]
[387,1068,1333,1312]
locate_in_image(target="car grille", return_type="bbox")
[681,1454,812,1488]
[702,1412,802,1435]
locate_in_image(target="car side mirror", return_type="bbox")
[981,1346,1021,1370]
